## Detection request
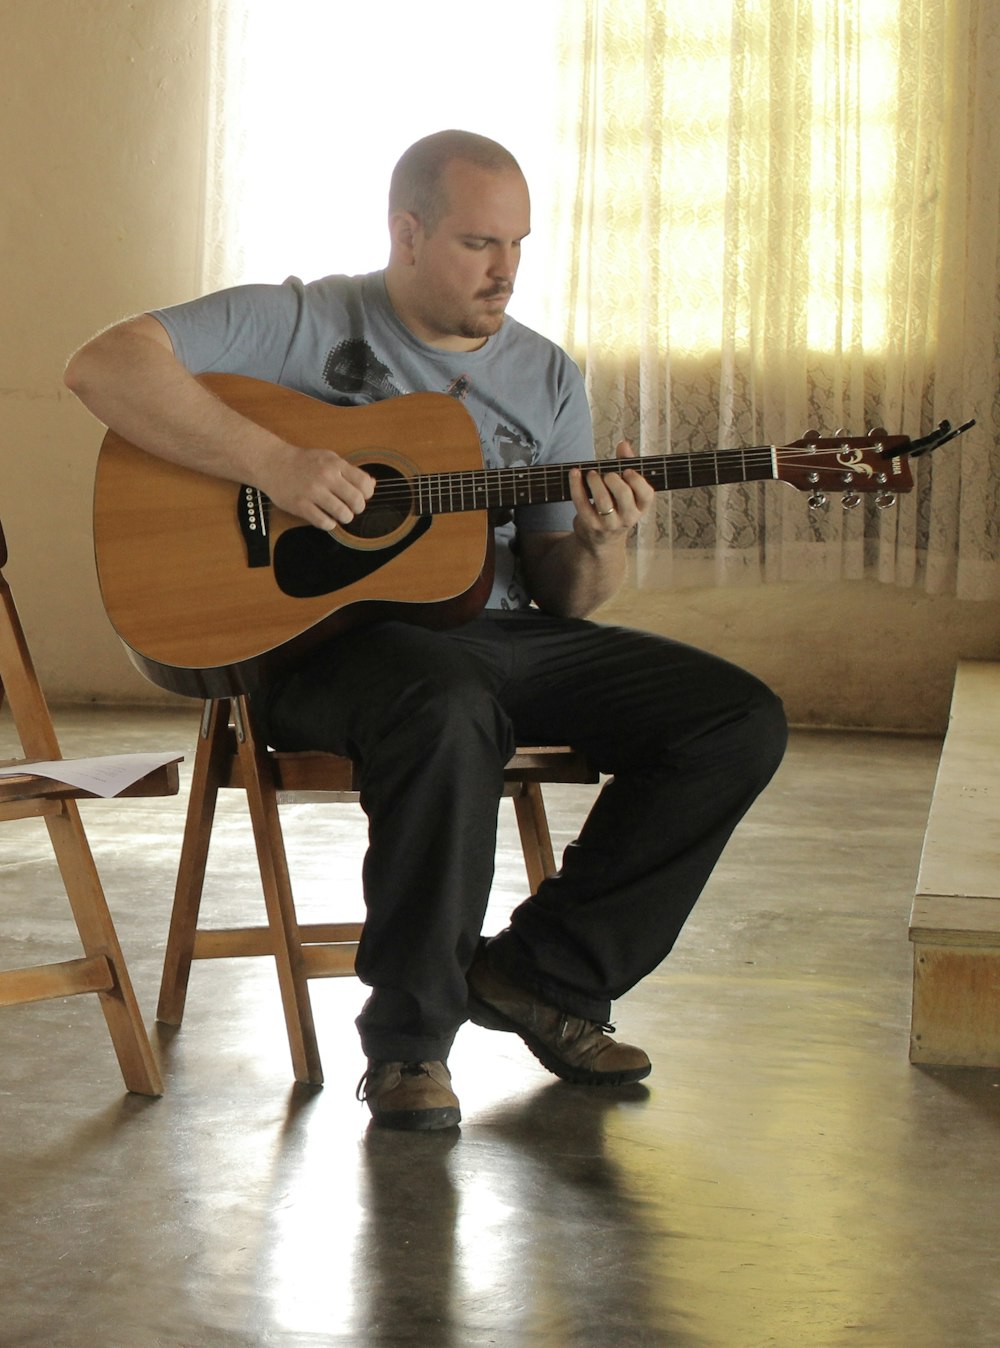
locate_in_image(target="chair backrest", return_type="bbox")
[0,546,62,764]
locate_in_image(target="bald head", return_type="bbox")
[389,130,524,235]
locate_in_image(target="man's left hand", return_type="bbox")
[569,439,656,542]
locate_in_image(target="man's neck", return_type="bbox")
[382,270,489,353]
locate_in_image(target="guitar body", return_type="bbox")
[93,375,492,698]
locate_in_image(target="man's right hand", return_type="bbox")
[256,441,375,531]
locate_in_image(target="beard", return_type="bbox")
[402,281,514,346]
[456,310,508,339]
[455,286,512,339]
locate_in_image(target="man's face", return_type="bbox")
[401,161,531,351]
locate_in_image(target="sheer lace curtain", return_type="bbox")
[545,0,1000,598]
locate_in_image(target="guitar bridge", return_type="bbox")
[237,485,271,568]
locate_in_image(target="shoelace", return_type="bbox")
[356,1061,432,1102]
[557,1016,617,1044]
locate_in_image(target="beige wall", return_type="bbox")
[2,1,209,703]
[2,2,998,732]
[600,581,1000,733]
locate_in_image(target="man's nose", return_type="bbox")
[489,245,519,281]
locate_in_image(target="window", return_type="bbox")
[209,0,908,356]
[205,0,564,334]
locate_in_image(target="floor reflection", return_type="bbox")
[348,1082,707,1348]
[356,1127,462,1345]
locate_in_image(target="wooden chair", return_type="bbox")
[157,692,599,1085]
[0,517,179,1096]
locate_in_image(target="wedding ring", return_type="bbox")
[596,507,616,516]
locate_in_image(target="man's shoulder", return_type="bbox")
[500,310,562,351]
[295,270,384,309]
[498,314,579,370]
[496,315,585,402]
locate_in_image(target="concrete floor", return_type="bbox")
[1,706,998,1347]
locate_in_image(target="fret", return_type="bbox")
[397,445,781,517]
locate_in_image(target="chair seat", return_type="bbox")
[0,762,178,809]
[218,731,596,796]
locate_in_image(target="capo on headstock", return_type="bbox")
[880,418,976,460]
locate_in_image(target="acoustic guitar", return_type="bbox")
[92,373,971,698]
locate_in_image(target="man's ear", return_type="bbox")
[388,209,421,264]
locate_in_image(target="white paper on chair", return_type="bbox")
[0,751,184,798]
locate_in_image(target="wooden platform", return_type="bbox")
[909,661,1000,1066]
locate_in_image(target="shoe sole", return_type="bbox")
[370,1105,461,1131]
[467,990,652,1087]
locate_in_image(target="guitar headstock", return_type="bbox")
[775,419,974,512]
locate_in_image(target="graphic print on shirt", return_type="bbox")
[441,376,541,613]
[447,374,472,402]
[322,339,404,404]
[492,420,538,468]
[443,374,540,472]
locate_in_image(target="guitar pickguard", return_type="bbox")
[273,516,432,599]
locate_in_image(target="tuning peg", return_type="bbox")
[875,491,897,510]
[801,429,820,444]
[808,492,830,512]
[841,491,862,510]
[867,426,888,441]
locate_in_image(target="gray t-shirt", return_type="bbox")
[152,271,594,609]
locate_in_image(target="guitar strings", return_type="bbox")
[360,444,894,511]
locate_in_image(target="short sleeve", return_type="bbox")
[151,280,305,380]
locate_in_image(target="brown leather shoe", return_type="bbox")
[467,953,651,1086]
[357,1060,461,1131]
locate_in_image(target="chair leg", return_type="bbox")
[0,581,162,1095]
[45,801,164,1097]
[157,700,229,1026]
[512,780,558,893]
[234,697,324,1086]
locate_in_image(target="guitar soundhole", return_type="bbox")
[340,462,413,540]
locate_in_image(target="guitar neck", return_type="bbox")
[410,445,778,515]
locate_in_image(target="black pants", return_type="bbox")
[261,610,788,1064]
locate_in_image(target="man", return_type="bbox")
[65,130,787,1131]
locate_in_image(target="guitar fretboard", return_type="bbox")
[407,446,778,515]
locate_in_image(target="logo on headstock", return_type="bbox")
[835,447,876,478]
